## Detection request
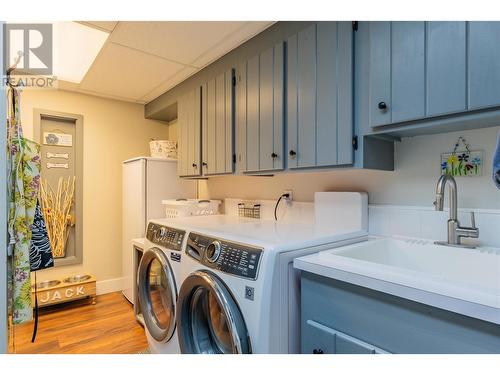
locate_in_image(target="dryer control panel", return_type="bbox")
[146,223,185,251]
[186,232,263,280]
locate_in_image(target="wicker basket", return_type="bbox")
[162,199,221,218]
[149,140,177,159]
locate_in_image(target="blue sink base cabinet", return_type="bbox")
[301,272,500,354]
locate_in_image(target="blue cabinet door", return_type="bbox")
[287,22,354,169]
[178,87,201,177]
[468,22,500,110]
[302,320,388,354]
[236,43,285,173]
[427,22,467,116]
[259,44,284,171]
[391,22,426,123]
[369,22,426,126]
[202,79,216,175]
[368,22,392,127]
[245,55,260,172]
[287,32,299,169]
[201,69,234,175]
[368,22,467,127]
[295,24,316,168]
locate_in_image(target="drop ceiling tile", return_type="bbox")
[79,42,186,100]
[109,21,256,66]
[57,79,143,103]
[79,21,118,33]
[190,21,274,68]
[140,65,199,103]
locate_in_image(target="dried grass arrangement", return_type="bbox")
[40,176,76,258]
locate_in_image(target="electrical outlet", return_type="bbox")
[283,190,293,202]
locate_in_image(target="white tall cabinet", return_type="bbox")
[122,157,196,303]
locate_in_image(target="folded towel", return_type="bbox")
[494,130,500,189]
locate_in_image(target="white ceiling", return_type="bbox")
[60,21,274,104]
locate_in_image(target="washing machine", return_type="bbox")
[149,214,367,354]
[136,221,187,354]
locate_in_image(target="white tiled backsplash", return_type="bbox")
[369,205,500,248]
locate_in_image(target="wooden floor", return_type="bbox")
[11,292,148,354]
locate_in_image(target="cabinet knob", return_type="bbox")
[271,153,278,158]
[289,150,296,157]
[312,349,324,354]
[378,101,388,111]
[192,163,197,168]
[202,162,208,167]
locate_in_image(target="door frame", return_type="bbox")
[33,108,84,266]
[1,21,8,354]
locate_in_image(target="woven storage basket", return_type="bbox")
[149,140,177,159]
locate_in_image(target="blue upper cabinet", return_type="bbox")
[153,21,500,164]
[368,22,468,127]
[287,22,354,169]
[468,22,500,110]
[236,43,284,173]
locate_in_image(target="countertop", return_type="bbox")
[294,236,500,325]
[150,215,368,252]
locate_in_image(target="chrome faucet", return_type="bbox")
[434,174,479,248]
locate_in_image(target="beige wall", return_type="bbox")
[199,126,500,210]
[21,89,168,282]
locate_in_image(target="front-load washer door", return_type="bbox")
[176,270,251,354]
[137,248,177,343]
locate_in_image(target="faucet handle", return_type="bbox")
[470,211,476,228]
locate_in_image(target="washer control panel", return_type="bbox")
[187,232,263,280]
[146,223,185,251]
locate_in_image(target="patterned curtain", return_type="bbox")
[6,88,41,325]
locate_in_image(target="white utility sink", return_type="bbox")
[294,236,500,324]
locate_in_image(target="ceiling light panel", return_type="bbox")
[53,21,109,83]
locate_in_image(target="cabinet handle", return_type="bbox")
[378,101,388,111]
[312,349,324,354]
[271,153,278,158]
[202,162,208,167]
[289,150,296,157]
[192,163,197,168]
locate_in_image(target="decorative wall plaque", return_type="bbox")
[46,162,69,169]
[43,132,73,147]
[441,136,483,177]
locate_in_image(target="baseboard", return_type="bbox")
[96,277,124,296]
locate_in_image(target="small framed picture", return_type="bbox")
[43,132,73,147]
[441,150,483,177]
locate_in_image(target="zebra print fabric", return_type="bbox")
[29,201,54,271]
